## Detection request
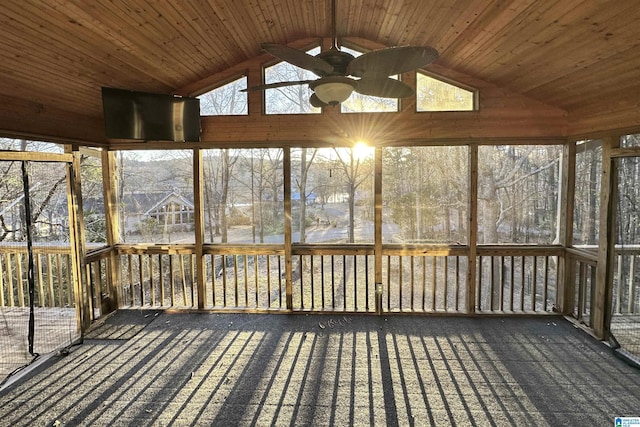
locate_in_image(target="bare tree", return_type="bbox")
[333,147,373,243]
[199,77,248,116]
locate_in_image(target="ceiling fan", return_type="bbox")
[243,0,439,107]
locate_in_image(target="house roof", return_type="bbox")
[0,1,639,144]
[121,192,194,215]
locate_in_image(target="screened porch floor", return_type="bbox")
[1,311,639,426]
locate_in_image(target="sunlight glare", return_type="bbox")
[353,141,373,160]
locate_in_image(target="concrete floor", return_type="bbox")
[1,311,639,426]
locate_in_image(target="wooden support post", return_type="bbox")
[467,144,478,313]
[283,148,293,309]
[557,141,576,314]
[193,148,206,309]
[66,147,90,333]
[374,147,383,314]
[102,150,121,310]
[594,136,619,339]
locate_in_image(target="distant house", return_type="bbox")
[122,191,195,234]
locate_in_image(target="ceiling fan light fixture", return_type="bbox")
[310,77,354,105]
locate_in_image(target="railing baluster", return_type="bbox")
[66,255,73,307]
[169,255,176,306]
[421,256,426,312]
[127,254,133,306]
[159,255,165,307]
[233,255,239,308]
[520,256,525,312]
[531,256,538,311]
[478,256,483,312]
[179,254,187,306]
[310,255,315,310]
[6,254,14,307]
[499,256,504,312]
[138,254,145,306]
[398,256,403,311]
[299,255,304,310]
[0,254,5,307]
[331,255,336,310]
[543,256,549,311]
[190,255,196,307]
[509,256,515,312]
[577,262,586,321]
[277,255,283,309]
[443,256,448,312]
[431,256,437,311]
[455,256,460,311]
[616,254,623,314]
[353,255,357,312]
[56,253,64,307]
[410,256,415,311]
[149,255,155,307]
[489,256,495,312]
[254,255,259,308]
[16,253,24,307]
[365,255,370,312]
[342,255,347,311]
[95,260,103,311]
[321,255,326,310]
[36,253,44,307]
[589,264,596,323]
[628,255,636,314]
[386,255,391,311]
[266,255,272,308]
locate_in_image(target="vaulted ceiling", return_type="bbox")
[1,1,639,144]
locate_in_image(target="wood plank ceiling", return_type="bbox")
[0,0,639,144]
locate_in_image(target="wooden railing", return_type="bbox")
[293,245,374,312]
[613,245,640,315]
[0,243,583,319]
[206,245,285,310]
[107,243,565,316]
[476,246,562,314]
[85,246,113,320]
[382,246,469,313]
[0,244,74,308]
[566,247,598,327]
[112,244,286,311]
[116,245,197,308]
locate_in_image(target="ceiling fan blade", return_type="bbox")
[309,93,328,108]
[354,78,414,98]
[346,46,439,78]
[261,43,334,77]
[241,80,313,92]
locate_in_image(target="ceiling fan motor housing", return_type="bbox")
[316,48,355,76]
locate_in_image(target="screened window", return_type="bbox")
[198,76,248,116]
[573,140,602,247]
[416,72,475,112]
[291,146,374,244]
[265,47,321,115]
[478,145,561,244]
[621,133,640,148]
[203,148,284,243]
[382,146,468,244]
[0,137,63,153]
[116,150,194,244]
[80,149,107,245]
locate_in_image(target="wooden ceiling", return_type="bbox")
[0,0,639,144]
